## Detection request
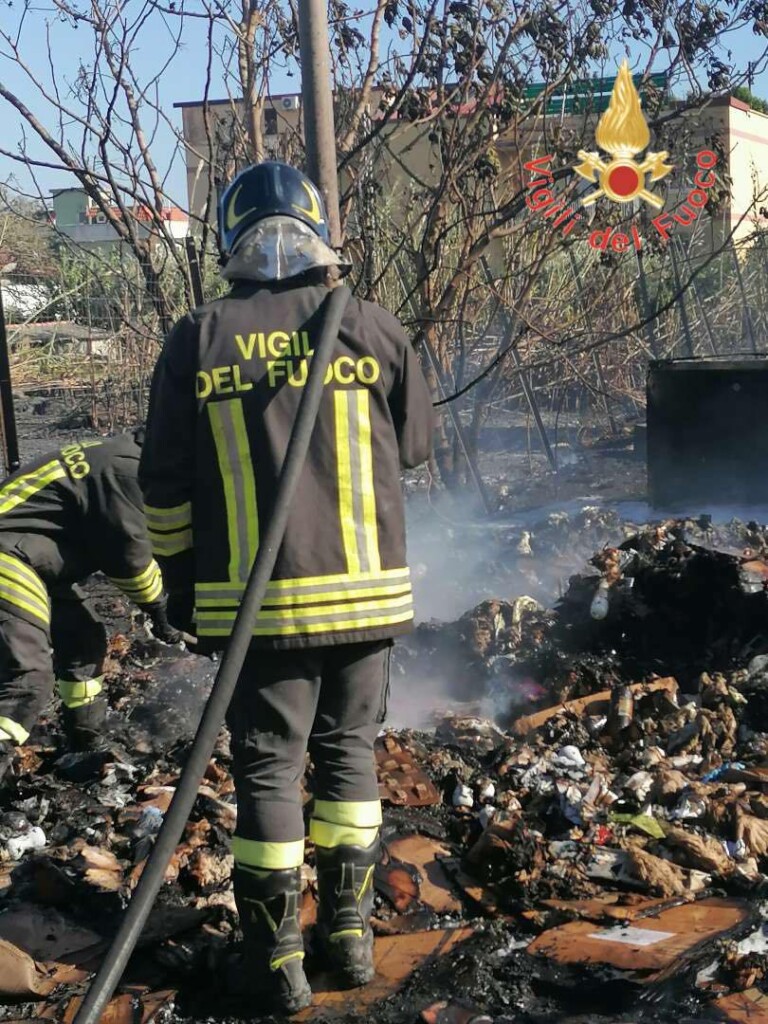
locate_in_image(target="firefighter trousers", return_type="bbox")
[226,639,392,871]
[0,581,108,745]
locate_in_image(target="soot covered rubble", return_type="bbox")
[2,515,768,1023]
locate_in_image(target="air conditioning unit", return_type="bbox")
[280,95,300,111]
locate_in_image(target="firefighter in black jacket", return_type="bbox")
[140,161,434,1013]
[0,430,182,774]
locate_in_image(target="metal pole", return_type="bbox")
[730,240,757,353]
[298,0,342,248]
[479,258,558,471]
[566,248,618,435]
[508,343,558,471]
[677,237,717,357]
[394,261,493,514]
[72,286,352,1024]
[668,238,695,358]
[0,283,20,474]
[633,246,660,358]
[185,236,205,308]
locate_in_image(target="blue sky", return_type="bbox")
[1,3,767,210]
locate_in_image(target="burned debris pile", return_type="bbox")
[2,519,768,1022]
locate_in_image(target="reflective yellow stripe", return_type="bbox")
[0,553,49,605]
[232,836,305,869]
[0,580,50,626]
[110,561,160,587]
[195,571,414,637]
[108,560,163,604]
[209,400,259,583]
[143,502,192,531]
[57,677,103,709]
[335,392,360,573]
[198,609,414,637]
[150,530,193,556]
[0,460,67,515]
[313,800,382,828]
[196,582,411,608]
[199,594,412,622]
[356,390,381,573]
[0,716,29,744]
[309,821,380,849]
[230,401,259,565]
[196,567,410,596]
[271,951,305,971]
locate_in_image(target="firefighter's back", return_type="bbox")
[0,433,144,586]
[185,280,419,649]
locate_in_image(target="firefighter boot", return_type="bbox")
[316,836,380,987]
[62,697,108,752]
[233,864,312,1015]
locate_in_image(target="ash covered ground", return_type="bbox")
[1,400,767,1023]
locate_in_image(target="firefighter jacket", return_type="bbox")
[0,433,164,631]
[139,280,434,651]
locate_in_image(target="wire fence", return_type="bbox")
[1,227,767,452]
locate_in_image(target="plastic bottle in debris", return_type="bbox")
[590,579,611,620]
[608,684,634,734]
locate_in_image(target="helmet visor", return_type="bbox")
[222,215,347,283]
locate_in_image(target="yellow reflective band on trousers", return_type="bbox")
[109,560,164,604]
[232,836,305,870]
[57,677,104,709]
[208,399,259,583]
[334,390,381,575]
[310,821,380,850]
[313,799,382,828]
[0,553,50,628]
[0,716,29,744]
[144,503,194,557]
[0,459,67,517]
[311,799,381,849]
[271,951,305,971]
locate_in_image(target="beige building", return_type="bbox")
[174,88,768,245]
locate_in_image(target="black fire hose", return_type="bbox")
[73,284,351,1024]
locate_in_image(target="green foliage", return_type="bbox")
[732,85,768,113]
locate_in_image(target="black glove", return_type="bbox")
[143,598,185,645]
[167,590,196,638]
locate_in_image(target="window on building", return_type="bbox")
[265,108,278,136]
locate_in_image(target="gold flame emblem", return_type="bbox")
[575,61,672,209]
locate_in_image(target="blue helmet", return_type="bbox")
[218,161,330,257]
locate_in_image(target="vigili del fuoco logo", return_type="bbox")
[523,60,718,251]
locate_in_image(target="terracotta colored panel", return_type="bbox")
[376,735,441,807]
[385,836,462,915]
[540,893,689,923]
[294,928,475,1020]
[528,898,751,977]
[712,987,768,1023]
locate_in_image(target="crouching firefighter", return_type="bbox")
[139,161,434,1014]
[0,430,183,776]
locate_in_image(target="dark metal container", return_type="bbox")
[647,356,768,507]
